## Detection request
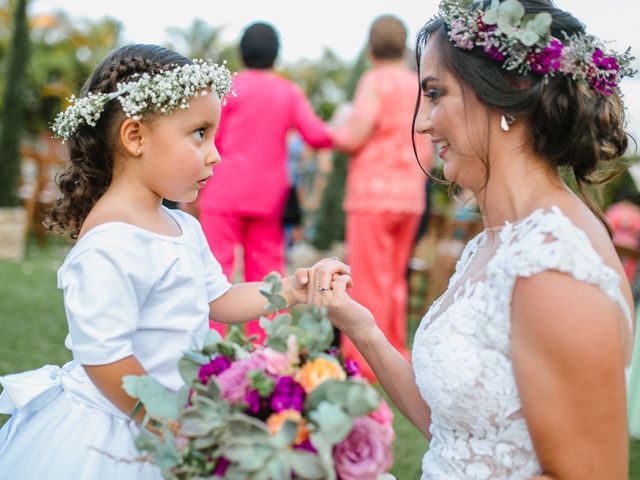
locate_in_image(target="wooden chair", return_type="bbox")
[18,142,65,245]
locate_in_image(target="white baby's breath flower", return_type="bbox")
[51,59,234,142]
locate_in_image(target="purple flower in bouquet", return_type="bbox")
[212,457,230,476]
[217,356,266,404]
[344,358,361,377]
[198,355,232,385]
[245,388,262,415]
[270,376,306,413]
[294,438,317,454]
[333,416,394,480]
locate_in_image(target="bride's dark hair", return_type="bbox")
[45,44,190,239]
[412,0,632,230]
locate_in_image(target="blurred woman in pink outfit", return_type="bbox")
[332,15,432,380]
[199,22,332,341]
[605,182,640,284]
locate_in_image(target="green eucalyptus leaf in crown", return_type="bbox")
[439,0,636,95]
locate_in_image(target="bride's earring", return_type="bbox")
[500,114,515,132]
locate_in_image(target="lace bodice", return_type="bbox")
[412,207,632,479]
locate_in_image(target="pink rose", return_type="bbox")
[333,416,393,480]
[251,347,292,376]
[368,399,395,443]
[216,356,266,404]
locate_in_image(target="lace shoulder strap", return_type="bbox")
[492,206,632,330]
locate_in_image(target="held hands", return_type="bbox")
[282,257,376,341]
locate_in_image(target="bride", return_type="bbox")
[307,0,636,478]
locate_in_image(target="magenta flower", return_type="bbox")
[530,38,563,75]
[483,44,505,61]
[198,355,232,385]
[245,388,262,415]
[333,416,394,480]
[212,457,230,476]
[344,359,361,377]
[270,376,306,413]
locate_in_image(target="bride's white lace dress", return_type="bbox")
[412,206,633,479]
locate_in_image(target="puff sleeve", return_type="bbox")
[58,242,155,365]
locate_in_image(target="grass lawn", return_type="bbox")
[0,237,639,478]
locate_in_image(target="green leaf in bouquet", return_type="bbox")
[343,382,380,417]
[203,329,224,348]
[222,438,273,472]
[273,419,298,448]
[309,401,352,444]
[289,449,326,480]
[183,350,211,365]
[248,370,276,396]
[308,432,337,480]
[134,430,181,472]
[224,412,272,438]
[296,306,333,353]
[265,335,288,353]
[178,356,201,385]
[122,375,180,420]
[265,453,291,479]
[192,434,218,450]
[180,397,227,436]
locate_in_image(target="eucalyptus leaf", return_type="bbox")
[203,329,223,348]
[183,350,210,365]
[482,0,501,25]
[514,29,540,47]
[122,375,180,420]
[309,401,352,444]
[309,432,337,480]
[289,449,326,479]
[178,356,200,385]
[521,12,552,38]
[273,419,298,448]
[265,453,290,479]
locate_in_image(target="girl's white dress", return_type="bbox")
[412,207,634,479]
[0,208,231,479]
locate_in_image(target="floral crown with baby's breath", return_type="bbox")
[51,59,235,142]
[439,0,636,95]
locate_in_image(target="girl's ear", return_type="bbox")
[119,117,144,156]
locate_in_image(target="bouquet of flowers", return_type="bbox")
[123,273,395,480]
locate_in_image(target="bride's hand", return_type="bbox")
[282,257,351,306]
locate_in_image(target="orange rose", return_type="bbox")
[295,357,346,392]
[266,409,309,445]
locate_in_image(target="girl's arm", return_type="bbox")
[313,275,432,438]
[83,356,148,423]
[511,271,628,480]
[209,258,351,324]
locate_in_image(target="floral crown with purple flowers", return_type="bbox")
[439,0,636,95]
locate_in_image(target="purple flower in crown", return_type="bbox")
[530,38,564,75]
[483,43,505,62]
[198,354,232,385]
[592,49,620,72]
[270,376,306,413]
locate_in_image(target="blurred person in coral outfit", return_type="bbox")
[332,15,432,380]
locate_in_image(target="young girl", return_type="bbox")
[0,44,346,479]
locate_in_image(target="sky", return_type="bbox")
[30,0,640,139]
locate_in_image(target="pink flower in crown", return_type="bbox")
[251,347,293,376]
[216,355,266,404]
[333,416,394,480]
[368,399,395,443]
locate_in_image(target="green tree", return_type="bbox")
[0,0,29,206]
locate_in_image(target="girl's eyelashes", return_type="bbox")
[193,127,206,140]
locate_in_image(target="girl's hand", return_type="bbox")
[282,257,351,306]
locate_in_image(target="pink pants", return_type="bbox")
[342,210,421,381]
[200,211,285,343]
